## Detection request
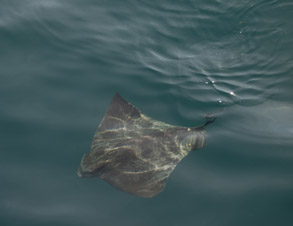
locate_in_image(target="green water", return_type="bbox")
[1,0,293,225]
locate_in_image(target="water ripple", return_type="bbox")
[134,0,291,109]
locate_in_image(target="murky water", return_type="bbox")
[1,0,293,225]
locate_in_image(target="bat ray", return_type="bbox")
[78,93,215,198]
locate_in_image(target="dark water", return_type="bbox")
[1,0,293,225]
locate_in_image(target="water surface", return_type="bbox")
[1,0,293,225]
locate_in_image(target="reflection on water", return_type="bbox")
[1,0,293,225]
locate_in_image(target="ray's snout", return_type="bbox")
[186,130,206,150]
[176,128,207,151]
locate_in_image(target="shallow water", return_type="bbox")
[1,0,293,225]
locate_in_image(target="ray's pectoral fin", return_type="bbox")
[100,164,170,198]
[77,153,108,178]
[97,93,141,132]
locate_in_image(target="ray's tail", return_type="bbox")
[203,116,217,127]
[196,110,221,130]
[202,108,225,128]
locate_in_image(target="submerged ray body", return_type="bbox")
[78,93,212,198]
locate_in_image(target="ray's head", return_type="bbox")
[177,127,207,151]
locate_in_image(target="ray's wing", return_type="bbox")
[97,93,141,132]
[82,126,186,197]
[96,144,176,198]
